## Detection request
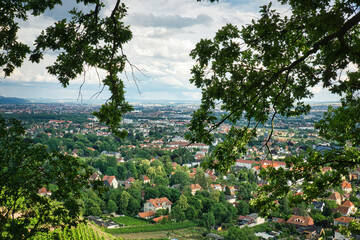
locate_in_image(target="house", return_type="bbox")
[89,172,101,181]
[235,159,255,169]
[336,205,352,216]
[238,213,265,226]
[286,215,314,228]
[142,175,150,184]
[138,210,155,219]
[328,191,343,205]
[144,197,172,213]
[124,177,135,189]
[190,184,203,195]
[210,184,223,191]
[225,195,237,204]
[125,177,135,184]
[335,200,356,216]
[334,216,354,227]
[342,180,352,193]
[38,187,52,197]
[343,200,356,212]
[312,201,325,212]
[296,226,325,239]
[194,151,205,160]
[223,185,237,196]
[334,229,351,240]
[102,175,118,189]
[271,217,286,223]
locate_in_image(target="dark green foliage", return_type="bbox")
[169,171,190,188]
[188,0,360,217]
[210,203,231,225]
[170,205,186,222]
[224,226,257,240]
[237,200,250,216]
[0,117,98,239]
[107,199,118,213]
[201,212,215,230]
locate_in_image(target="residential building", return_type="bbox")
[38,187,52,197]
[190,184,203,195]
[143,197,172,213]
[312,201,325,212]
[296,226,325,239]
[102,175,118,189]
[142,175,150,184]
[328,191,343,205]
[210,184,223,191]
[286,215,314,228]
[334,216,354,227]
[342,180,352,193]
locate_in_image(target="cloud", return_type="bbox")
[127,13,213,29]
[3,0,339,102]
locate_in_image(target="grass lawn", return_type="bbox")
[110,216,150,226]
[111,227,206,240]
[106,221,199,234]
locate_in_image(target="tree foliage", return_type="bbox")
[0,117,98,239]
[187,0,360,215]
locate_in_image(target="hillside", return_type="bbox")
[0,96,31,104]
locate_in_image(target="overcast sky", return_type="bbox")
[1,0,340,102]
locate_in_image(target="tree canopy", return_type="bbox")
[187,0,360,215]
[0,117,100,239]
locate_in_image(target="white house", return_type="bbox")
[144,197,172,213]
[102,175,118,189]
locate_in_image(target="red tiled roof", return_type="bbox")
[138,211,155,218]
[126,177,135,183]
[343,200,354,207]
[153,215,169,223]
[89,172,99,181]
[38,187,51,194]
[286,215,314,227]
[336,205,351,215]
[342,180,352,189]
[102,175,116,186]
[147,197,172,208]
[328,192,341,201]
[272,217,286,223]
[236,159,254,164]
[334,216,353,223]
[190,184,202,191]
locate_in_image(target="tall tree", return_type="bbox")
[189,0,360,216]
[202,212,215,230]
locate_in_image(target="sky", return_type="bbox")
[1,0,340,103]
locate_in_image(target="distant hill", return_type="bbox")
[0,96,31,104]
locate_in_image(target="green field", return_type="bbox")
[111,216,150,226]
[106,221,199,234]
